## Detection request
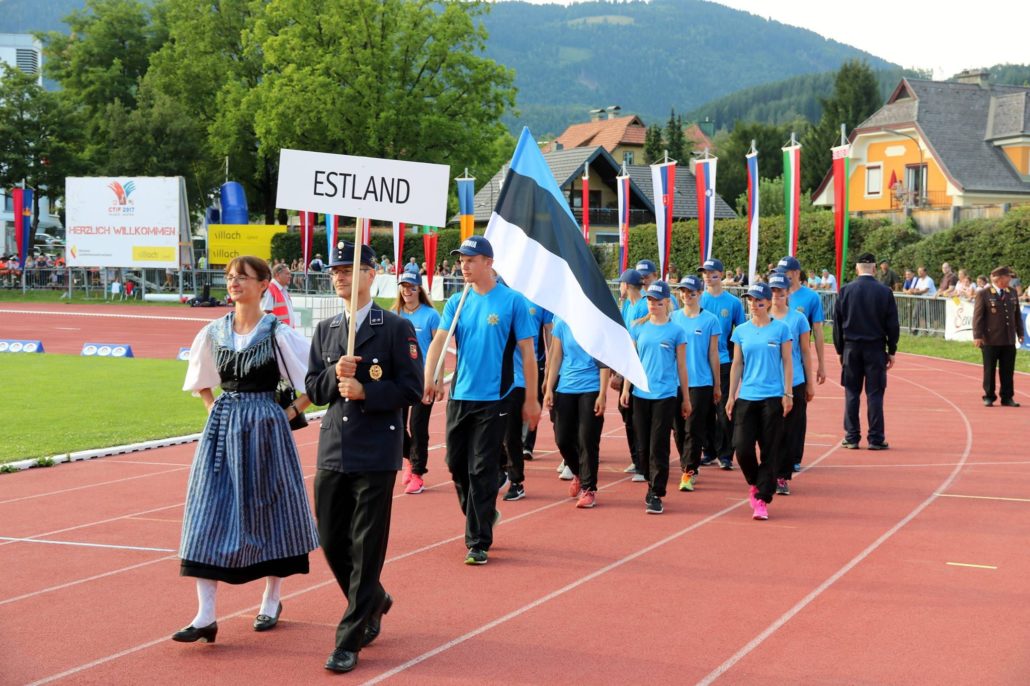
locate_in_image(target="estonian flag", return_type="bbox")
[484,128,649,391]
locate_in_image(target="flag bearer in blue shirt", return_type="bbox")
[726,283,793,521]
[543,316,610,509]
[422,236,539,565]
[671,275,722,492]
[620,281,691,515]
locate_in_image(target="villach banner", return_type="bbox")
[65,177,189,269]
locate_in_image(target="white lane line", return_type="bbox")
[694,370,974,686]
[817,460,1030,470]
[0,556,177,608]
[0,308,213,322]
[0,537,174,553]
[0,502,184,549]
[945,562,997,570]
[0,467,188,506]
[937,493,1030,503]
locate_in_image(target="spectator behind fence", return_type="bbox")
[309,253,325,272]
[907,267,936,297]
[902,269,916,291]
[820,269,838,293]
[937,262,956,296]
[950,270,976,300]
[877,260,902,291]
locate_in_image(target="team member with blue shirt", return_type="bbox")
[699,258,746,470]
[543,316,610,509]
[614,268,646,478]
[768,272,814,496]
[726,283,793,521]
[671,275,722,492]
[422,236,540,565]
[394,271,441,495]
[620,281,691,515]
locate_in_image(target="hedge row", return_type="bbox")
[271,228,464,267]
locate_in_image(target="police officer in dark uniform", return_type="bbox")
[306,241,424,674]
[832,253,900,450]
[973,266,1025,407]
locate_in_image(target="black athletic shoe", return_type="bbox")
[718,459,734,470]
[464,548,488,565]
[867,442,889,451]
[841,439,860,449]
[645,495,664,514]
[700,454,718,467]
[502,482,525,501]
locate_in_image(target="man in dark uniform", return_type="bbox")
[833,252,900,450]
[973,266,1025,407]
[306,241,424,674]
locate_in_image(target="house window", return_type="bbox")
[905,164,927,201]
[865,164,882,197]
[623,151,634,165]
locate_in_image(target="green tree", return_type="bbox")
[643,123,664,164]
[734,175,813,218]
[801,59,881,193]
[664,109,686,164]
[717,120,794,207]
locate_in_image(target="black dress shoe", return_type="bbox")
[984,399,995,407]
[254,602,282,632]
[325,648,358,673]
[172,621,218,643]
[362,593,393,647]
[867,442,889,451]
[1001,399,1021,407]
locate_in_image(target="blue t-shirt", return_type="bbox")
[631,320,687,400]
[441,283,535,401]
[553,318,601,394]
[699,290,746,364]
[621,296,648,327]
[399,303,440,360]
[672,309,720,388]
[513,299,553,386]
[730,319,792,401]
[773,309,810,387]
[788,285,825,326]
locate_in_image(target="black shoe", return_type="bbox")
[867,442,889,451]
[498,471,509,493]
[522,449,534,461]
[841,439,860,449]
[700,454,718,467]
[464,548,488,565]
[718,459,734,470]
[1001,399,1021,407]
[325,648,358,673]
[172,621,218,643]
[502,482,525,501]
[254,602,282,632]
[983,398,995,407]
[645,494,664,514]
[362,593,393,647]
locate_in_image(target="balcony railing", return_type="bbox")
[572,207,654,226]
[889,188,951,209]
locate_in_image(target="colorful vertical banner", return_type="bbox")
[832,144,851,287]
[457,177,475,242]
[581,170,590,243]
[650,161,676,279]
[695,157,717,263]
[12,188,33,269]
[746,151,760,285]
[299,211,315,273]
[423,232,438,294]
[361,217,372,246]
[325,213,339,257]
[392,221,405,277]
[782,141,801,256]
[616,173,631,272]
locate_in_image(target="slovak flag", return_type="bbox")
[650,161,676,279]
[695,157,718,263]
[616,172,631,272]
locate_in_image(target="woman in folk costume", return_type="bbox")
[174,256,319,644]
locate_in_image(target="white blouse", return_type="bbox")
[182,318,311,395]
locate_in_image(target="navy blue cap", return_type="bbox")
[698,258,724,273]
[618,269,643,286]
[398,272,420,287]
[644,280,671,300]
[635,259,657,276]
[451,235,493,258]
[675,275,704,291]
[777,256,801,271]
[329,241,376,268]
[768,273,790,290]
[745,283,773,300]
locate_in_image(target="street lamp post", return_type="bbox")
[884,128,924,207]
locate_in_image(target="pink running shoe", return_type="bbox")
[748,485,759,510]
[568,475,582,498]
[401,459,413,485]
[753,499,768,520]
[576,490,596,509]
[404,474,424,495]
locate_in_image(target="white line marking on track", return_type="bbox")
[694,370,974,686]
[0,467,188,506]
[0,503,183,549]
[0,537,174,552]
[946,562,997,570]
[0,556,177,608]
[937,493,1030,503]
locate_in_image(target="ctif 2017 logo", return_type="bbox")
[107,180,137,215]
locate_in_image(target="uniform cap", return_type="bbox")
[619,269,643,286]
[768,273,790,290]
[698,258,724,273]
[635,259,657,276]
[675,275,704,291]
[777,256,801,271]
[644,280,671,300]
[398,272,420,286]
[329,241,376,268]
[451,235,493,258]
[745,283,773,300]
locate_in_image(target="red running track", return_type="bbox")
[1,307,1029,685]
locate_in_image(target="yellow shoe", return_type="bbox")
[679,471,696,492]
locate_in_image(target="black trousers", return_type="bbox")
[501,387,527,483]
[981,345,1017,402]
[632,396,677,498]
[446,399,504,551]
[402,399,435,475]
[553,391,604,492]
[841,342,888,445]
[705,362,734,462]
[777,382,808,479]
[522,361,546,453]
[733,398,784,504]
[673,386,714,474]
[619,393,642,470]
[314,469,396,653]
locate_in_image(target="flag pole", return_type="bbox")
[433,283,471,384]
[346,216,364,356]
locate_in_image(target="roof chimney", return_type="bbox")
[605,105,621,118]
[589,108,605,122]
[954,69,990,87]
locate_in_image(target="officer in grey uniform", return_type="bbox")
[306,241,424,674]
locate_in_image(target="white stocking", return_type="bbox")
[260,576,282,616]
[191,578,218,627]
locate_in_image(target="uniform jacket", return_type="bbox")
[972,286,1025,347]
[832,275,900,356]
[306,304,424,472]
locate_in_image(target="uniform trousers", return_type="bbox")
[314,469,395,653]
[522,361,546,453]
[777,382,808,480]
[553,391,604,492]
[632,396,677,498]
[446,399,504,551]
[841,341,888,445]
[732,398,784,504]
[501,387,527,483]
[673,386,714,474]
[402,399,434,475]
[619,393,642,471]
[981,345,1017,403]
[705,362,734,462]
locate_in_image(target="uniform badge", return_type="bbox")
[796,306,804,313]
[409,341,418,359]
[720,308,728,317]
[487,313,499,325]
[369,364,383,380]
[529,306,537,315]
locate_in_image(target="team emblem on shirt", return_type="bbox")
[529,307,537,315]
[487,313,499,325]
[720,308,728,317]
[408,339,418,359]
[796,306,804,313]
